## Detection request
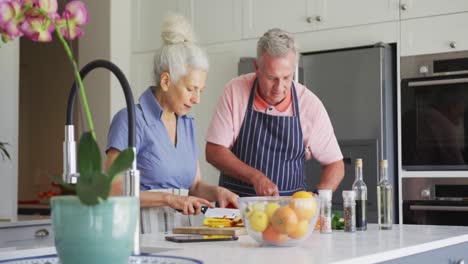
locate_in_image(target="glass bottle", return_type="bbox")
[377,159,393,230]
[352,158,367,231]
[342,190,356,232]
[318,189,332,234]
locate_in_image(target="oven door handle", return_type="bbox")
[408,78,468,87]
[410,205,468,212]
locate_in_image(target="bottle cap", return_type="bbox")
[355,158,362,167]
[318,189,332,200]
[342,190,355,201]
[380,159,388,168]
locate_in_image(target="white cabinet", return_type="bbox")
[242,0,399,39]
[400,0,468,20]
[401,13,468,56]
[242,0,313,38]
[182,0,242,45]
[311,0,399,32]
[132,0,241,50]
[131,0,186,53]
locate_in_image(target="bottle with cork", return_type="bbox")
[352,158,367,231]
[377,159,393,230]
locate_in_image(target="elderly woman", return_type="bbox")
[105,14,238,233]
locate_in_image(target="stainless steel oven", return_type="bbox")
[401,51,468,171]
[402,178,468,226]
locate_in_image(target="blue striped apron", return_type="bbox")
[219,78,306,196]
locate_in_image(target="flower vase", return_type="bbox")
[51,196,138,264]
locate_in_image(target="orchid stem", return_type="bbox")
[54,27,96,139]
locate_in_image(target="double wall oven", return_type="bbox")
[401,50,468,225]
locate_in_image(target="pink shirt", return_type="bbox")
[206,73,343,165]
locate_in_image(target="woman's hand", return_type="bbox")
[216,187,239,208]
[168,195,214,215]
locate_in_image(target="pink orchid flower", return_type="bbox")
[34,0,58,18]
[56,0,88,40]
[22,0,58,21]
[0,0,24,40]
[20,14,54,41]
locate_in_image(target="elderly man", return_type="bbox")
[206,28,344,196]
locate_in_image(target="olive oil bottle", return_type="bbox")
[377,159,393,230]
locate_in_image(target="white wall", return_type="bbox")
[110,0,131,117]
[0,40,19,221]
[79,0,132,155]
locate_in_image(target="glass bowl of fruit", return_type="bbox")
[238,192,319,247]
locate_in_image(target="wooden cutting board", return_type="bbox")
[172,226,247,236]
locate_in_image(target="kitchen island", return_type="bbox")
[1,224,468,263]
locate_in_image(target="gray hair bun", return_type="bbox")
[161,14,195,45]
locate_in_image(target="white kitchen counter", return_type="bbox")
[1,224,468,263]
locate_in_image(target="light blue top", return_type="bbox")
[106,87,198,191]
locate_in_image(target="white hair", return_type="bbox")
[256,28,299,68]
[153,14,209,89]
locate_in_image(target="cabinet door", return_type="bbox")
[242,0,399,39]
[131,0,185,53]
[401,13,468,56]
[182,0,242,45]
[242,0,314,39]
[400,0,468,20]
[313,0,399,31]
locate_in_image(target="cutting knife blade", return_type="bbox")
[201,206,240,219]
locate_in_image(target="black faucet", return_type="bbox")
[63,59,141,255]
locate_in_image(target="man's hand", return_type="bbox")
[253,173,279,196]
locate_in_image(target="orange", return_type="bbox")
[262,225,288,244]
[264,202,280,222]
[290,191,317,220]
[288,219,309,239]
[271,206,298,235]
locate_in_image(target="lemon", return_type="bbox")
[265,202,281,221]
[249,211,268,232]
[243,206,254,219]
[252,202,264,212]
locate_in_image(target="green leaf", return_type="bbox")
[77,132,101,181]
[106,148,134,183]
[76,171,110,206]
[48,174,75,192]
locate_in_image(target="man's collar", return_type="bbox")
[253,84,292,112]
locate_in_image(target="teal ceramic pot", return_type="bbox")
[51,196,138,264]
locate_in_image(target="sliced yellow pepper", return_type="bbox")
[203,218,233,228]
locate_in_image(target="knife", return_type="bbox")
[201,206,240,219]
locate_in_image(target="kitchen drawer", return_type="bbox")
[401,13,468,56]
[0,224,53,243]
[400,0,468,20]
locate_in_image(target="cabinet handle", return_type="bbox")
[400,4,408,11]
[450,42,457,49]
[34,228,50,238]
[306,17,313,23]
[315,16,322,22]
